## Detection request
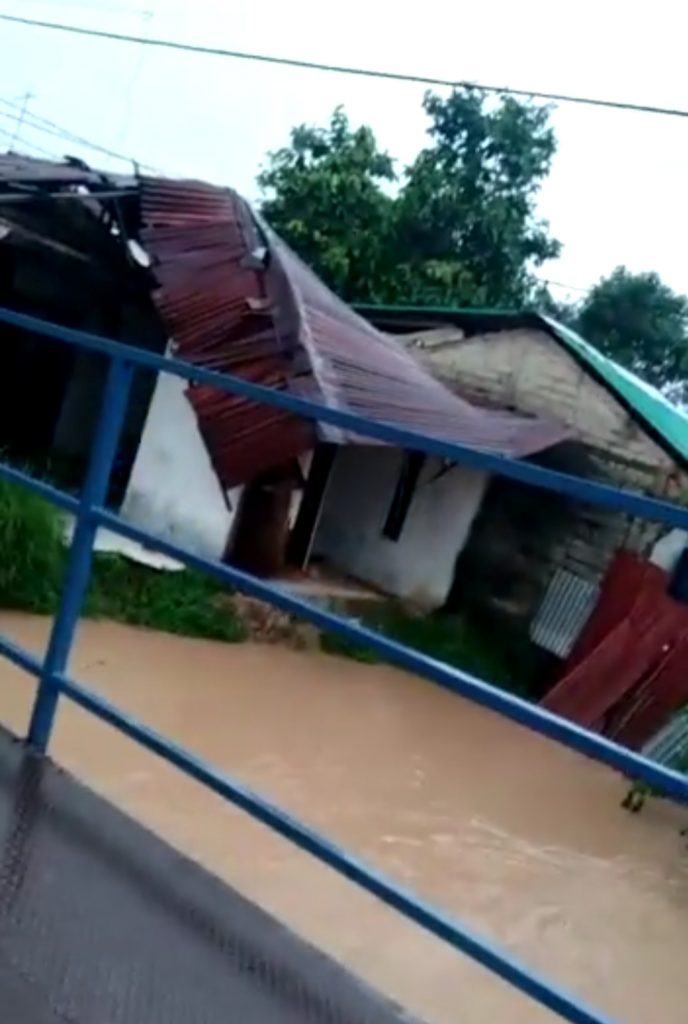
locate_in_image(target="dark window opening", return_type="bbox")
[287,444,336,569]
[382,452,425,541]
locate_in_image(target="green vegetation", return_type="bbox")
[576,267,688,402]
[260,89,559,308]
[260,91,688,399]
[0,477,516,688]
[0,474,66,615]
[622,706,688,813]
[87,559,245,642]
[0,476,245,642]
[320,603,532,696]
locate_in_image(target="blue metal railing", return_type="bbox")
[1,306,687,1024]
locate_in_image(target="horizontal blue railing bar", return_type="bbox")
[96,506,688,804]
[0,630,619,1024]
[0,456,684,806]
[2,305,688,531]
[53,667,614,1024]
[0,459,80,514]
[0,633,43,678]
[0,304,682,1024]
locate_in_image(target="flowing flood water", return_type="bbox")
[0,613,686,1023]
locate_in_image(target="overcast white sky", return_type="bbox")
[0,0,687,301]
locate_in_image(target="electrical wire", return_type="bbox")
[538,277,588,295]
[0,98,162,171]
[2,11,688,120]
[0,105,132,161]
[0,124,60,158]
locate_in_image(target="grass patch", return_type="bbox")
[0,476,244,642]
[87,558,245,642]
[321,603,530,695]
[0,475,526,682]
[0,475,66,614]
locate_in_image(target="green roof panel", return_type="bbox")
[355,303,688,466]
[543,316,688,464]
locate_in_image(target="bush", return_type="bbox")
[88,557,246,643]
[0,477,244,643]
[0,478,525,681]
[0,477,65,613]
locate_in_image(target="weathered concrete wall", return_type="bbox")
[120,351,240,561]
[312,445,488,609]
[413,328,685,629]
[416,328,676,475]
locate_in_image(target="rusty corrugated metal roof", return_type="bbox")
[140,178,569,487]
[139,178,313,485]
[0,155,569,486]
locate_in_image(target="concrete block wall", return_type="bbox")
[416,327,686,628]
[417,329,676,474]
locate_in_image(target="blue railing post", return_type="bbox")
[0,304,684,1024]
[27,356,134,752]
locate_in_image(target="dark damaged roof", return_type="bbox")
[0,153,111,187]
[139,178,569,485]
[0,155,569,487]
[356,303,688,470]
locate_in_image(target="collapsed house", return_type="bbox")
[0,155,569,609]
[361,305,688,653]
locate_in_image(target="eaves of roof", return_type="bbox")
[138,181,570,486]
[355,303,688,471]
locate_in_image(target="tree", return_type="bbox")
[258,88,560,306]
[530,282,577,327]
[576,267,688,398]
[393,89,560,306]
[258,107,397,301]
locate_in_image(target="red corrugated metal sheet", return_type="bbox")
[140,177,569,488]
[139,179,313,485]
[0,157,570,487]
[272,234,569,454]
[542,551,688,749]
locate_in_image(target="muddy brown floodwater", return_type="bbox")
[0,613,686,1023]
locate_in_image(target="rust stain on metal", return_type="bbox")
[140,179,313,487]
[0,154,569,489]
[140,177,569,488]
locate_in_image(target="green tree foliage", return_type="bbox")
[577,267,688,398]
[392,90,559,305]
[530,282,577,327]
[258,89,559,306]
[258,107,396,301]
[260,97,687,399]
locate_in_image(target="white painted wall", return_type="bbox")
[312,446,488,609]
[650,529,688,572]
[120,352,239,561]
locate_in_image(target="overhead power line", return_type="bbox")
[0,104,134,163]
[0,124,59,159]
[3,11,688,120]
[0,97,163,171]
[538,277,588,295]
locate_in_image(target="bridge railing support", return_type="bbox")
[0,304,685,1024]
[28,357,134,751]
